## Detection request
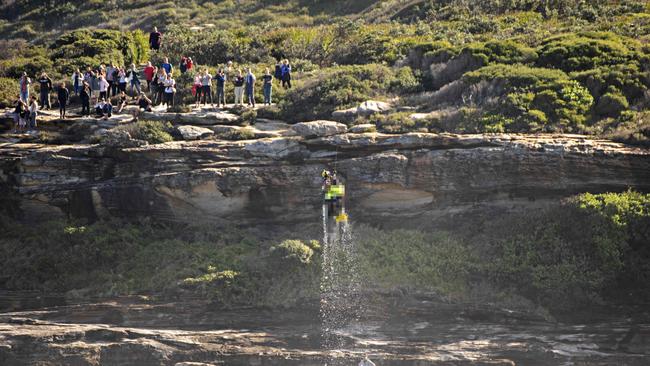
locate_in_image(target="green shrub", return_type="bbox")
[595,88,629,118]
[118,121,174,144]
[0,56,54,79]
[464,65,593,132]
[572,63,648,100]
[486,190,650,311]
[477,113,512,133]
[49,28,150,75]
[601,110,650,147]
[240,108,257,125]
[355,225,475,297]
[537,32,636,72]
[270,240,314,265]
[370,112,429,134]
[220,127,256,141]
[0,77,16,108]
[279,64,410,122]
[256,105,282,120]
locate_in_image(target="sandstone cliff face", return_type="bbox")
[1,133,648,229]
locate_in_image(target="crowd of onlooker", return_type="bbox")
[9,27,294,134]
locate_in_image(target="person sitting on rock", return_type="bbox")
[116,91,128,113]
[137,93,153,112]
[95,98,113,119]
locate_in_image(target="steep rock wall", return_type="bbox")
[1,133,648,229]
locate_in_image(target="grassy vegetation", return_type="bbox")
[114,120,174,144]
[1,191,648,313]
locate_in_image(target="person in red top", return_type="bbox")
[186,57,193,71]
[143,62,155,92]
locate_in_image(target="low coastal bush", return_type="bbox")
[1,191,647,313]
[483,190,650,311]
[462,65,594,132]
[601,111,650,147]
[116,121,174,144]
[0,77,15,108]
[219,127,256,141]
[279,64,418,122]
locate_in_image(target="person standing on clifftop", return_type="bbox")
[262,68,273,105]
[245,68,256,108]
[143,62,155,92]
[90,70,100,101]
[105,63,115,98]
[192,73,202,107]
[274,61,282,84]
[98,75,109,101]
[161,57,173,75]
[233,70,245,105]
[72,69,84,96]
[149,27,162,51]
[281,59,292,89]
[80,82,91,116]
[28,96,39,132]
[117,67,127,94]
[215,68,226,109]
[163,73,176,109]
[127,64,141,98]
[57,82,69,120]
[38,72,52,110]
[154,68,167,105]
[201,69,213,106]
[19,73,31,103]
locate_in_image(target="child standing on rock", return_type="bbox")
[28,96,39,132]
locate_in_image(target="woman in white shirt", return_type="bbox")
[118,69,127,94]
[163,74,175,108]
[98,75,109,101]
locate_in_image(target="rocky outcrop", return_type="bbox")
[176,126,214,140]
[100,130,148,148]
[141,109,239,125]
[291,120,348,138]
[0,132,648,228]
[350,124,376,133]
[332,100,392,120]
[0,297,647,366]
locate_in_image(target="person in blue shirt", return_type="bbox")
[161,57,173,75]
[127,64,141,98]
[245,68,256,107]
[274,61,282,82]
[281,59,291,89]
[215,68,227,108]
